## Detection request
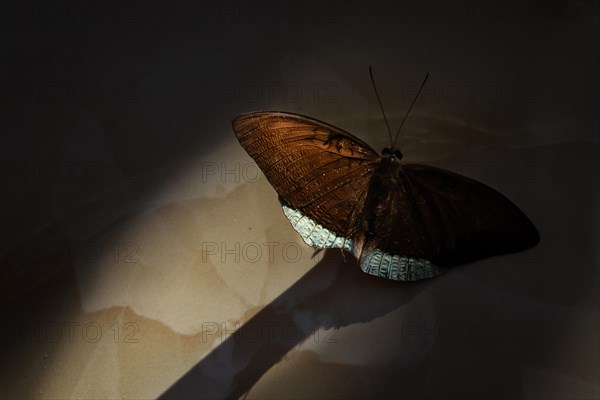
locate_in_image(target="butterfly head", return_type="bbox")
[382,147,403,161]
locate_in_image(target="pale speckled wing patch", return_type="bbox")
[281,204,354,252]
[282,203,445,281]
[359,249,447,281]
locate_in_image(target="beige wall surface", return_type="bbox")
[1,1,599,399]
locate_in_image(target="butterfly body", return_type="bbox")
[233,111,539,281]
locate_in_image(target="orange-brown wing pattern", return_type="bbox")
[233,112,379,239]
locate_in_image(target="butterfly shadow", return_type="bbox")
[159,249,434,399]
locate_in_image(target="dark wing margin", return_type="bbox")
[232,111,380,238]
[400,163,540,266]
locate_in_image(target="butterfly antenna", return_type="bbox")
[369,66,394,147]
[392,72,430,148]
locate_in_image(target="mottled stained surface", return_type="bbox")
[1,1,599,399]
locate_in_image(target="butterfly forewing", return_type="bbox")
[233,112,380,239]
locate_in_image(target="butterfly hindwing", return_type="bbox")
[353,163,539,280]
[400,164,540,266]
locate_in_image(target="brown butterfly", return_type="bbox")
[232,70,539,281]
